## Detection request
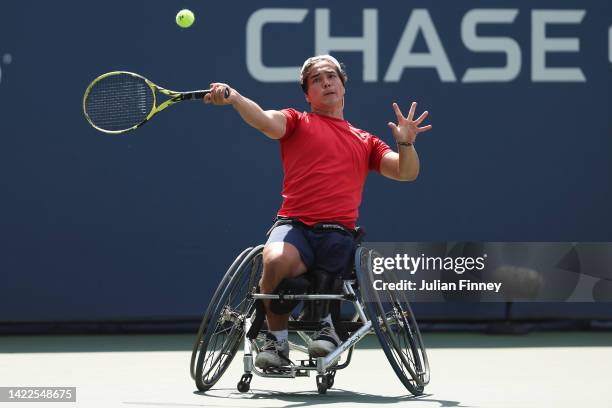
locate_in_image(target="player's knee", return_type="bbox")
[263,245,298,272]
[262,252,291,280]
[261,244,304,291]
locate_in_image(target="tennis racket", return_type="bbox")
[82,71,229,134]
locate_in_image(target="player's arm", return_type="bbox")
[380,148,420,182]
[380,102,431,182]
[204,82,286,139]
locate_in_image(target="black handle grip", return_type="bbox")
[192,87,230,100]
[191,91,207,100]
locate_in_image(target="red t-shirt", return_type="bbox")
[277,108,392,229]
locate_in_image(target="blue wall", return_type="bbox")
[1,1,611,321]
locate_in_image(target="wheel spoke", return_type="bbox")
[194,247,264,391]
[355,247,428,395]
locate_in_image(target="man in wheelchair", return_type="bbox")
[203,54,431,373]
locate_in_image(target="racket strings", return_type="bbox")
[85,74,154,132]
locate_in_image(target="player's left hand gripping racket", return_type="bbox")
[83,71,229,134]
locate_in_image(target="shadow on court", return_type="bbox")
[118,390,466,408]
[233,390,465,407]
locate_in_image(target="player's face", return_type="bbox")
[305,61,345,110]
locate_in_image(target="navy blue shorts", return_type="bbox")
[266,222,356,278]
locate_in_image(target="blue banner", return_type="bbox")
[1,1,611,321]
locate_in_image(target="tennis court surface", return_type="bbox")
[2,332,610,408]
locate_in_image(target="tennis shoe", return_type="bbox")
[308,321,341,358]
[255,333,290,369]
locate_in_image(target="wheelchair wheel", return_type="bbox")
[190,247,253,380]
[355,247,430,395]
[194,245,264,391]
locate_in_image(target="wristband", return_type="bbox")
[397,141,413,147]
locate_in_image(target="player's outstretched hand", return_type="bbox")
[387,102,432,144]
[204,82,236,105]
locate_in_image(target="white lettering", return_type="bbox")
[461,9,521,83]
[246,9,308,82]
[409,256,420,274]
[531,10,586,82]
[315,9,378,82]
[246,8,590,84]
[385,9,456,82]
[609,26,612,64]
[372,257,384,274]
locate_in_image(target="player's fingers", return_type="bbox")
[212,86,224,104]
[408,102,417,121]
[392,103,404,122]
[204,93,212,104]
[210,83,223,95]
[415,111,429,125]
[216,84,229,103]
[417,124,432,133]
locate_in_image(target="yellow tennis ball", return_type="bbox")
[176,9,195,28]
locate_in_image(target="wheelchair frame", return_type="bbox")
[191,244,430,395]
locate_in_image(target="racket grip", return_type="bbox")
[194,87,230,100]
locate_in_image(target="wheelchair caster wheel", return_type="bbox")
[237,374,252,393]
[326,371,336,389]
[316,375,328,394]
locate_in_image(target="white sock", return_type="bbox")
[270,329,288,343]
[321,314,334,326]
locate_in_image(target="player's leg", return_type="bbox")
[307,230,356,357]
[255,224,312,369]
[261,240,308,329]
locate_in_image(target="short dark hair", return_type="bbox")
[300,55,348,93]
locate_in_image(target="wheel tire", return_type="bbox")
[326,372,335,389]
[355,247,430,396]
[316,375,328,394]
[237,380,250,393]
[190,247,252,380]
[194,246,264,392]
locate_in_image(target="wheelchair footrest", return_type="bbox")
[263,366,311,377]
[297,359,317,368]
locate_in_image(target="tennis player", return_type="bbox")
[205,55,431,369]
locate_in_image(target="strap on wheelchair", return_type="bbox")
[267,216,359,237]
[246,278,311,340]
[299,269,350,341]
[269,276,310,314]
[247,298,266,340]
[246,273,349,341]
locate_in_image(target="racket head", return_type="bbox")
[83,71,157,134]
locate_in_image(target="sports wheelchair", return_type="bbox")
[190,234,430,395]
